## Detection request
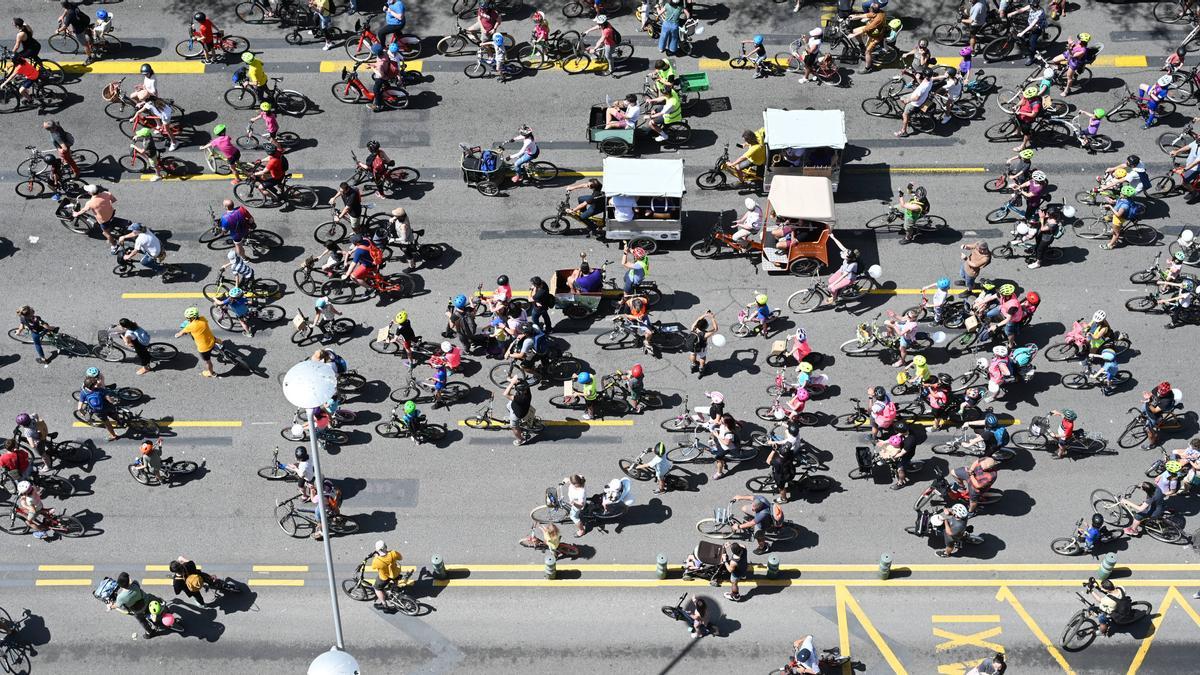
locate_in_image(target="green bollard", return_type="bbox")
[879,553,893,580]
[656,553,668,580]
[431,554,447,580]
[545,554,557,580]
[1097,552,1117,581]
[767,555,780,579]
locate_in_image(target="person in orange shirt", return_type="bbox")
[174,307,220,377]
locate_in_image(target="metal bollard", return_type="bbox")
[767,555,780,579]
[1097,552,1117,581]
[878,553,893,580]
[656,553,668,580]
[545,554,557,580]
[430,554,447,581]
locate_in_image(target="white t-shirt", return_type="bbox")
[296,460,314,483]
[930,288,949,307]
[806,37,821,54]
[612,194,636,222]
[134,232,162,257]
[624,103,642,125]
[793,636,820,673]
[567,484,587,506]
[142,76,158,97]
[910,79,934,106]
[741,207,763,232]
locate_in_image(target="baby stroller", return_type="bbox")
[680,540,728,586]
[458,142,505,196]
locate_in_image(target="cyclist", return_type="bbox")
[917,276,952,323]
[739,35,769,78]
[218,251,255,294]
[1100,154,1152,194]
[617,294,657,357]
[1007,0,1047,66]
[377,0,407,47]
[218,200,255,260]
[310,0,336,50]
[191,11,218,63]
[1003,148,1036,191]
[937,503,972,558]
[369,540,404,611]
[507,126,539,185]
[115,222,164,275]
[77,373,120,441]
[1010,86,1042,152]
[503,375,535,446]
[877,430,916,490]
[763,425,800,502]
[14,412,56,468]
[204,125,242,182]
[468,2,502,43]
[729,131,766,186]
[14,481,53,541]
[1102,185,1140,250]
[249,101,280,146]
[529,276,554,333]
[1050,32,1092,95]
[634,441,674,494]
[169,556,212,607]
[1141,381,1176,449]
[581,15,617,76]
[1041,408,1077,459]
[1,55,41,109]
[1086,577,1129,637]
[847,2,887,74]
[1083,350,1120,395]
[796,27,823,83]
[397,399,425,438]
[239,51,268,103]
[58,1,94,64]
[961,0,988,49]
[619,363,647,413]
[882,308,918,367]
[174,307,220,378]
[1080,309,1115,359]
[1156,460,1188,498]
[14,305,57,365]
[330,181,364,234]
[342,234,379,292]
[355,140,393,193]
[1160,277,1198,328]
[211,286,253,337]
[1169,438,1200,489]
[1167,135,1200,197]
[11,18,40,62]
[729,494,778,555]
[107,572,156,638]
[447,294,478,353]
[952,454,999,515]
[289,446,317,501]
[924,373,952,431]
[894,68,933,138]
[779,634,823,674]
[644,80,684,143]
[138,438,168,484]
[823,234,860,305]
[0,440,32,482]
[1136,74,1172,128]
[42,120,80,179]
[743,293,775,336]
[133,94,179,153]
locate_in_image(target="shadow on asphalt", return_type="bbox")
[352,509,399,535]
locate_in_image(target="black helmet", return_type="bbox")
[871,386,886,400]
[914,186,927,200]
[937,373,953,387]
[519,322,533,335]
[140,63,153,75]
[194,11,206,21]
[41,153,56,164]
[366,140,380,152]
[1126,154,1140,167]
[262,143,278,155]
[1090,513,1104,529]
[294,446,309,461]
[497,274,509,286]
[654,441,666,457]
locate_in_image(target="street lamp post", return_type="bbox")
[283,360,356,672]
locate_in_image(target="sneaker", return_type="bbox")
[652,488,665,494]
[32,531,46,540]
[512,439,525,446]
[890,481,905,490]
[35,357,47,365]
[798,77,810,84]
[201,370,214,378]
[655,135,668,142]
[940,115,951,124]
[323,42,335,51]
[936,549,953,558]
[149,175,161,182]
[110,245,120,255]
[373,602,386,610]
[712,471,725,480]
[136,367,149,375]
[809,76,817,81]
[692,631,703,639]
[753,546,768,555]
[582,412,592,420]
[1193,590,1200,600]
[1027,261,1041,269]
[723,591,741,602]
[167,143,178,152]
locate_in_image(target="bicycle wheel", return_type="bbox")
[1123,224,1160,247]
[1044,342,1079,361]
[1060,613,1097,651]
[696,170,726,189]
[279,513,312,538]
[285,185,319,210]
[594,328,636,348]
[984,119,1019,142]
[129,463,157,485]
[236,1,270,23]
[982,35,1016,63]
[55,515,85,538]
[387,592,419,616]
[860,97,892,117]
[562,53,591,73]
[1155,0,1191,23]
[330,516,359,536]
[666,442,702,463]
[696,518,735,538]
[932,23,966,46]
[1144,518,1184,543]
[342,576,373,601]
[55,333,93,357]
[831,411,869,431]
[787,288,824,314]
[233,181,266,208]
[619,458,655,481]
[15,179,47,200]
[530,504,570,524]
[224,87,256,110]
[1119,418,1148,449]
[523,161,558,184]
[1050,537,1082,555]
[1090,489,1131,527]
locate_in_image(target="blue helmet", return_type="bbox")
[493,33,505,46]
[315,297,329,309]
[388,42,400,55]
[453,294,468,309]
[86,367,100,378]
[936,277,951,291]
[97,10,110,20]
[753,35,764,45]
[984,413,998,429]
[370,43,383,56]
[577,372,592,384]
[228,287,244,298]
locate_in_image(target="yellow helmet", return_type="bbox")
[1078,32,1091,43]
[394,311,408,323]
[1113,168,1128,179]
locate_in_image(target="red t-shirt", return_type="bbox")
[600,25,617,47]
[15,62,39,81]
[197,19,216,42]
[265,155,285,180]
[0,450,30,473]
[1059,418,1074,439]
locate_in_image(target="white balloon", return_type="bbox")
[867,264,883,279]
[710,333,727,348]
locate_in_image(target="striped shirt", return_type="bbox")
[228,255,255,279]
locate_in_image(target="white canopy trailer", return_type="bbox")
[760,175,837,276]
[601,157,685,253]
[762,109,847,192]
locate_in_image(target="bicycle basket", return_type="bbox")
[102,82,121,102]
[544,487,559,508]
[713,506,728,523]
[1028,416,1046,436]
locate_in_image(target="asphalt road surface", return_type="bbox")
[0,1,1198,674]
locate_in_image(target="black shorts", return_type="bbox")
[373,577,390,590]
[1015,118,1035,134]
[199,348,213,359]
[803,52,818,68]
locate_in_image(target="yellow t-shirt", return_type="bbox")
[182,317,216,352]
[371,550,403,581]
[745,142,767,166]
[247,60,267,87]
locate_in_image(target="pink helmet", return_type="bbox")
[887,434,903,447]
[161,613,176,627]
[707,391,724,404]
[793,388,810,402]
[959,47,972,57]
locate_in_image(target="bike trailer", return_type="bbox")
[681,540,726,582]
[93,576,119,604]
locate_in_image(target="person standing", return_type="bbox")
[529,276,553,333]
[43,120,80,178]
[657,0,688,56]
[959,240,991,291]
[14,306,56,366]
[174,307,219,377]
[117,318,153,375]
[688,309,717,377]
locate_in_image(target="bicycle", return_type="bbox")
[1051,516,1122,556]
[344,18,421,62]
[785,268,881,313]
[236,0,310,24]
[464,52,527,80]
[102,77,185,120]
[92,327,180,365]
[487,351,583,388]
[330,64,411,110]
[0,74,68,116]
[912,469,1003,512]
[659,394,712,434]
[661,593,719,635]
[769,648,855,675]
[1117,402,1185,449]
[529,481,628,525]
[1154,0,1199,23]
[1105,85,1176,126]
[1060,582,1151,651]
[120,142,183,177]
[665,435,757,464]
[0,468,73,502]
[931,427,1017,463]
[518,521,582,558]
[175,23,250,61]
[1050,112,1114,153]
[388,362,470,406]
[7,326,92,357]
[903,291,969,329]
[1044,319,1132,362]
[618,446,689,489]
[112,242,185,283]
[50,23,120,59]
[1072,210,1159,246]
[70,383,144,408]
[234,173,319,210]
[0,46,64,86]
[0,506,85,538]
[320,268,415,305]
[128,450,200,487]
[561,39,634,74]
[72,404,159,437]
[374,404,449,444]
[462,395,544,440]
[865,191,950,236]
[594,316,688,351]
[1092,485,1187,542]
[516,29,583,68]
[211,340,266,377]
[117,107,185,142]
[696,499,800,542]
[235,120,300,153]
[860,93,936,134]
[275,493,359,538]
[15,144,97,179]
[436,19,516,56]
[981,22,1062,63]
[539,192,605,235]
[837,312,934,358]
[348,150,421,197]
[0,606,33,675]
[225,76,309,117]
[825,16,899,66]
[1061,361,1132,394]
[290,308,356,346]
[209,298,285,333]
[342,562,420,614]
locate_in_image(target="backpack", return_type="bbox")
[873,400,897,427]
[131,327,150,346]
[232,66,248,84]
[365,241,384,268]
[1112,594,1133,618]
[82,388,106,411]
[59,128,75,148]
[93,576,119,603]
[609,26,622,44]
[278,153,290,174]
[1011,347,1035,367]
[1126,199,1145,221]
[479,149,498,172]
[1082,46,1100,65]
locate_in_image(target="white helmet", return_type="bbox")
[809,27,823,37]
[744,197,757,211]
[375,540,387,552]
[1093,310,1106,323]
[1159,74,1173,87]
[593,14,608,24]
[992,345,1009,357]
[951,503,969,519]
[441,341,453,353]
[1031,170,1047,182]
[976,357,989,369]
[16,480,31,494]
[84,184,99,195]
[1041,67,1055,79]
[1181,229,1195,244]
[607,478,622,492]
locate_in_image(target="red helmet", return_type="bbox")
[630,364,643,378]
[630,247,647,259]
[1157,381,1172,396]
[1025,291,1040,306]
[429,355,446,367]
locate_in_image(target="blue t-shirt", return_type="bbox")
[402,410,419,427]
[223,296,249,317]
[220,209,249,237]
[386,0,406,25]
[350,247,374,267]
[433,367,447,390]
[82,387,108,412]
[755,305,771,321]
[576,269,603,292]
[1083,526,1102,548]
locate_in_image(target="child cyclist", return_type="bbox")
[745,294,775,336]
[739,35,769,78]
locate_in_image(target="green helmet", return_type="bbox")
[1019,149,1035,160]
[1120,185,1137,197]
[1093,108,1106,119]
[148,600,162,614]
[213,124,227,136]
[1022,86,1039,98]
[1061,408,1077,421]
[403,400,416,415]
[241,51,255,64]
[998,283,1015,296]
[135,128,152,139]
[184,307,200,319]
[1165,460,1183,474]
[654,441,666,457]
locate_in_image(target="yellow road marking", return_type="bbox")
[478,289,622,298]
[145,565,171,571]
[934,626,1004,652]
[72,420,242,428]
[442,563,1196,573]
[320,60,423,73]
[61,61,206,74]
[34,579,91,587]
[249,579,305,587]
[419,578,1200,588]
[933,615,1002,623]
[121,291,273,299]
[38,564,93,572]
[558,170,605,178]
[253,565,309,572]
[140,578,173,586]
[839,584,910,674]
[1126,586,1200,674]
[139,172,303,182]
[996,586,1075,674]
[1099,55,1148,68]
